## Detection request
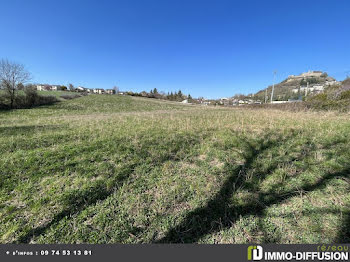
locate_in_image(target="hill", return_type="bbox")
[1,95,350,243]
[254,71,339,101]
[304,77,350,111]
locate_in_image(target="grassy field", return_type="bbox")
[0,95,349,243]
[1,90,77,101]
[37,90,74,98]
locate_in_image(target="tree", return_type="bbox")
[68,83,75,91]
[174,91,178,100]
[17,83,25,90]
[0,59,31,108]
[188,94,192,102]
[177,90,183,101]
[153,88,158,94]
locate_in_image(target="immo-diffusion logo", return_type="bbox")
[247,245,349,261]
[247,245,263,261]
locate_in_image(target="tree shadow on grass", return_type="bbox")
[336,204,350,243]
[15,132,204,243]
[16,166,133,243]
[156,130,350,243]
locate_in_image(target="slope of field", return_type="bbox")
[37,90,74,98]
[0,95,349,243]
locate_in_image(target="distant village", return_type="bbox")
[35,83,264,106]
[34,71,341,106]
[36,84,117,95]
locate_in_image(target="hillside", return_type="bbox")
[254,71,338,101]
[304,77,350,111]
[1,95,350,243]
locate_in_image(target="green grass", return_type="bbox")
[1,90,71,98]
[0,95,349,243]
[37,90,74,98]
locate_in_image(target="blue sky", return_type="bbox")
[0,0,349,98]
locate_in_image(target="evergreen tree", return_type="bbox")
[178,90,183,100]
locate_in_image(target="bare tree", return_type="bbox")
[68,83,75,91]
[0,59,31,108]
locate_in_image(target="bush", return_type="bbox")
[0,87,58,109]
[35,94,58,106]
[24,86,38,106]
[339,90,350,100]
[0,92,8,109]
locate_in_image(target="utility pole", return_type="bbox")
[264,88,268,103]
[270,71,277,103]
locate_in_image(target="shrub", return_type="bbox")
[0,87,58,109]
[0,93,8,109]
[24,86,39,107]
[339,90,350,100]
[36,95,58,106]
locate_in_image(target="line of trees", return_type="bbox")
[125,88,193,102]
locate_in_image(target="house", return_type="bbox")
[325,80,338,86]
[106,89,116,95]
[220,97,230,106]
[76,86,87,92]
[36,85,45,91]
[93,88,105,94]
[313,85,324,92]
[36,84,63,91]
[200,100,210,106]
[181,99,188,103]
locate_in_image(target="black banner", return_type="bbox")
[0,244,349,262]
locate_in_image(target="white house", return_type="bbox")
[36,84,62,91]
[36,85,45,91]
[106,89,116,95]
[93,89,105,94]
[76,86,86,92]
[313,85,324,91]
[292,85,323,94]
